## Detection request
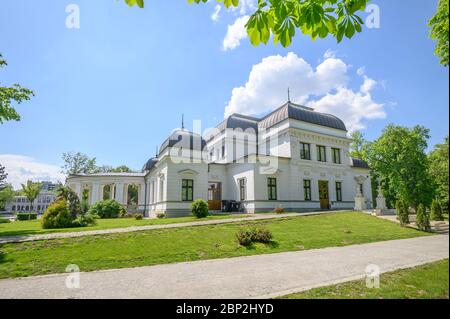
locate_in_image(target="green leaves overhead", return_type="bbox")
[122,0,369,48]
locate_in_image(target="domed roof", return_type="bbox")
[159,129,207,154]
[258,102,347,131]
[142,157,158,172]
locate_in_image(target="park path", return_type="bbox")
[0,235,447,299]
[0,211,338,244]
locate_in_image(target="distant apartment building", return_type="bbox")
[5,192,56,214]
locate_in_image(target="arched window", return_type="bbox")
[103,185,111,200]
[127,184,139,206]
[12,205,16,211]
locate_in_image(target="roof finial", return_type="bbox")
[287,87,291,102]
[181,113,185,130]
[155,145,158,157]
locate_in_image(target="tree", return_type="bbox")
[21,181,42,211]
[96,165,134,173]
[428,136,449,211]
[61,152,98,175]
[366,125,434,211]
[349,131,368,159]
[428,0,449,66]
[430,199,444,221]
[0,54,34,124]
[0,185,14,210]
[122,0,370,47]
[416,203,430,231]
[55,185,82,218]
[0,164,7,190]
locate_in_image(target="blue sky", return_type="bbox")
[0,0,448,188]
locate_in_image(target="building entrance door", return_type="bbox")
[208,182,222,210]
[318,180,330,209]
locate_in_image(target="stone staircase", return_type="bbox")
[432,221,449,234]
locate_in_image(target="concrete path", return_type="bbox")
[0,235,447,299]
[0,211,339,244]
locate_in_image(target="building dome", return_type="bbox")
[142,157,158,172]
[159,129,207,155]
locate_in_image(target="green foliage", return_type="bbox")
[0,54,34,124]
[72,214,97,227]
[61,152,98,175]
[21,181,42,209]
[156,212,165,219]
[366,125,434,210]
[134,213,144,220]
[430,199,444,221]
[236,227,273,246]
[123,0,368,48]
[349,131,369,159]
[428,0,449,66]
[41,200,73,229]
[0,218,10,224]
[16,212,38,221]
[55,185,82,219]
[428,137,449,212]
[0,185,14,210]
[416,204,430,231]
[191,199,209,218]
[88,199,127,219]
[396,200,409,227]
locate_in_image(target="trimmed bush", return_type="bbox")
[273,207,285,214]
[416,204,431,231]
[431,199,444,221]
[156,212,165,219]
[191,199,209,218]
[88,199,126,219]
[41,200,73,229]
[71,214,97,228]
[0,218,11,224]
[134,213,144,220]
[16,212,38,221]
[236,227,273,246]
[396,200,409,226]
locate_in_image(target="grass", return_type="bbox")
[0,214,249,237]
[279,259,449,299]
[0,212,429,279]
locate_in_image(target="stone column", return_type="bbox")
[115,183,125,205]
[91,183,101,205]
[74,183,82,200]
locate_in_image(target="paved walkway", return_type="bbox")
[0,211,340,244]
[0,235,447,299]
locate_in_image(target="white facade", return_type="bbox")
[66,102,372,217]
[4,192,56,214]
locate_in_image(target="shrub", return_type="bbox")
[156,212,165,219]
[16,212,38,221]
[430,199,444,221]
[88,199,126,219]
[236,227,273,246]
[134,213,143,220]
[191,199,209,218]
[0,218,11,224]
[416,204,431,231]
[41,200,73,229]
[273,207,285,214]
[71,214,97,228]
[396,200,409,226]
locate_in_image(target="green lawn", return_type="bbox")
[0,212,429,279]
[0,214,249,237]
[279,259,449,299]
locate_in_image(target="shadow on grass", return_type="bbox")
[242,240,280,250]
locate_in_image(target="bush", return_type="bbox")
[416,204,431,231]
[430,199,444,221]
[71,214,97,228]
[88,199,126,219]
[134,213,143,220]
[16,212,38,221]
[156,212,165,219]
[236,227,273,246]
[191,199,209,218]
[396,200,409,226]
[0,218,11,224]
[41,200,73,229]
[273,207,285,214]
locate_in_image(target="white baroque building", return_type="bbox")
[67,102,372,217]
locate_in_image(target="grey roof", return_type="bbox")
[68,172,146,177]
[159,129,207,154]
[351,157,370,169]
[142,157,158,172]
[258,102,347,131]
[216,114,259,132]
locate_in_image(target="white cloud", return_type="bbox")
[211,4,221,22]
[323,49,337,59]
[224,52,386,131]
[0,154,64,190]
[222,15,249,51]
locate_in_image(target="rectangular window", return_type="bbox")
[332,148,341,164]
[181,179,194,201]
[303,180,311,201]
[317,145,327,162]
[239,178,246,201]
[300,142,311,160]
[336,182,342,202]
[267,178,277,200]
